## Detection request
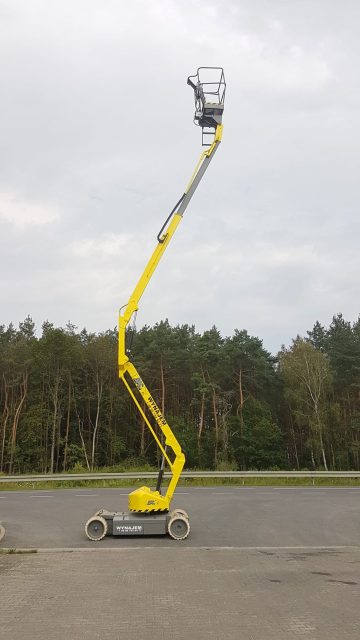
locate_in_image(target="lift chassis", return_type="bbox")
[85,67,225,542]
[85,508,190,541]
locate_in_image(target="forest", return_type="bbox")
[0,313,359,474]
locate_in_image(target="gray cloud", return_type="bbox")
[1,0,359,351]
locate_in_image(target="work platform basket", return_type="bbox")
[187,67,226,145]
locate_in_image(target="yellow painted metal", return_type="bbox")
[118,213,182,369]
[128,486,169,512]
[118,124,223,513]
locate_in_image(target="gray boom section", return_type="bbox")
[177,143,220,217]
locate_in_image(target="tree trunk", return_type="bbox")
[78,417,91,471]
[315,408,328,471]
[9,372,28,474]
[63,375,72,471]
[289,413,300,469]
[211,386,219,467]
[0,376,9,472]
[221,399,231,461]
[237,367,244,438]
[318,429,328,471]
[91,372,103,470]
[72,381,90,471]
[197,392,205,453]
[310,445,316,470]
[50,375,60,474]
[330,442,336,470]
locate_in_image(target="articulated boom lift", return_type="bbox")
[85,67,225,541]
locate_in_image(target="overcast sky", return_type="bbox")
[1,0,359,352]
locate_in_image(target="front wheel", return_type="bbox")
[168,514,190,540]
[85,515,108,541]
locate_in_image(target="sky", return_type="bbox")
[1,0,359,353]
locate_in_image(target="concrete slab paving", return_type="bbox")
[1,547,359,639]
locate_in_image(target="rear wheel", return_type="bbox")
[85,515,107,541]
[168,515,190,540]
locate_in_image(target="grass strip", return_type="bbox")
[1,476,360,491]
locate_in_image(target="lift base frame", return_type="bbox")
[93,509,169,536]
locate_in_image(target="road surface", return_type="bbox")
[0,485,359,549]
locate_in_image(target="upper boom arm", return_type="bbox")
[118,123,223,369]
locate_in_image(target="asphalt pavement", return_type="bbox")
[1,485,359,549]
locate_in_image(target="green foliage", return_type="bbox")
[0,315,360,474]
[241,402,286,470]
[215,459,238,471]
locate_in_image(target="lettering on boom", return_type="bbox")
[147,395,167,426]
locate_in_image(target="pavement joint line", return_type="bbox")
[238,487,360,491]
[251,492,283,495]
[2,491,55,495]
[2,545,359,554]
[250,486,360,490]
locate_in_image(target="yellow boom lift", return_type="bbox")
[85,67,226,541]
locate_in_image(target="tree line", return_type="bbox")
[0,314,359,474]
